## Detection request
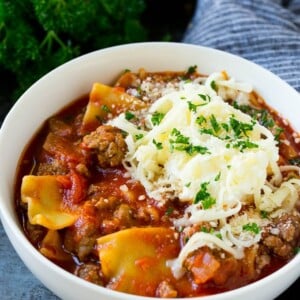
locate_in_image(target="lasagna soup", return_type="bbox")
[16,68,300,298]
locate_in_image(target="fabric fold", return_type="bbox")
[183,0,300,92]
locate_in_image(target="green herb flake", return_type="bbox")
[260,210,268,219]
[200,128,214,136]
[260,110,275,128]
[201,196,216,209]
[153,139,163,150]
[101,104,111,113]
[151,111,165,126]
[165,207,174,216]
[125,111,135,121]
[242,223,260,234]
[214,172,221,181]
[211,80,217,91]
[170,128,210,155]
[221,123,230,132]
[274,127,284,142]
[187,101,199,112]
[229,116,255,138]
[187,145,210,155]
[187,65,197,74]
[200,227,215,234]
[170,128,190,144]
[210,114,221,134]
[135,133,144,140]
[232,139,259,152]
[185,182,191,187]
[194,182,216,209]
[198,93,211,102]
[196,115,207,125]
[215,232,222,240]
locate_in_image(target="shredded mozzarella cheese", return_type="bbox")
[109,72,300,278]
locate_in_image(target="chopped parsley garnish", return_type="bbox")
[210,114,221,134]
[294,247,300,254]
[210,80,217,91]
[196,115,207,125]
[221,123,230,132]
[214,172,221,181]
[201,197,216,210]
[198,94,211,102]
[152,139,163,150]
[200,226,214,234]
[196,113,258,153]
[187,101,201,112]
[194,182,216,209]
[170,128,190,146]
[187,65,197,74]
[187,95,210,112]
[233,102,283,143]
[229,116,255,138]
[260,109,275,128]
[242,223,260,234]
[232,139,259,152]
[200,128,215,136]
[135,133,144,140]
[170,128,210,155]
[165,207,174,216]
[101,104,111,113]
[185,144,211,155]
[274,127,284,142]
[260,210,268,219]
[125,111,135,120]
[215,232,222,239]
[151,111,165,126]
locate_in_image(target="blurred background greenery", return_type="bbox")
[0,0,196,122]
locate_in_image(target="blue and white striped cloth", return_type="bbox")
[183,0,300,92]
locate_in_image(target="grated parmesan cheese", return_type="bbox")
[108,72,300,278]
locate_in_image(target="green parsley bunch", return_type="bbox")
[0,0,147,101]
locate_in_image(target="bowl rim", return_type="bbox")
[0,41,299,300]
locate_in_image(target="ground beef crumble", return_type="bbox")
[82,125,127,168]
[261,211,300,259]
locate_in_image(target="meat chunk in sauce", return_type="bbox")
[261,211,300,259]
[75,263,103,286]
[64,202,101,260]
[82,125,127,167]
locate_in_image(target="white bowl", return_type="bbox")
[0,42,299,300]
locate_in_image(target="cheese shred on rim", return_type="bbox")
[109,72,300,278]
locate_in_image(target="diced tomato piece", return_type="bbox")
[185,249,220,284]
